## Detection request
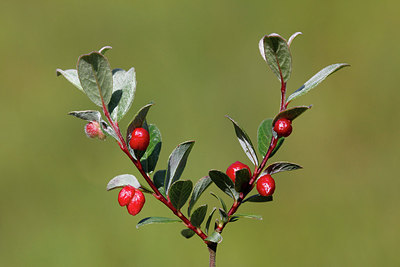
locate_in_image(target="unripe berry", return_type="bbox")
[127,189,145,216]
[118,185,136,206]
[85,121,99,138]
[84,121,106,140]
[129,127,150,151]
[256,174,275,196]
[274,118,292,137]
[226,161,251,183]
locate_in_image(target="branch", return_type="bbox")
[208,242,217,267]
[215,136,278,233]
[102,106,209,241]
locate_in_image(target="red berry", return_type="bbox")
[129,128,150,151]
[118,186,136,206]
[256,174,275,196]
[85,121,99,138]
[84,121,106,140]
[127,189,145,216]
[226,161,251,183]
[274,118,292,137]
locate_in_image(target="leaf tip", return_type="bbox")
[287,32,303,47]
[146,102,155,107]
[99,45,113,55]
[56,68,63,76]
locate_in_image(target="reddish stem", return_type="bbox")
[100,68,287,243]
[215,69,287,234]
[101,103,208,242]
[208,242,217,267]
[280,81,286,112]
[215,136,278,233]
[284,100,290,109]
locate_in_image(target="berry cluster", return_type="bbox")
[224,119,293,197]
[118,186,146,216]
[226,161,276,196]
[114,127,150,216]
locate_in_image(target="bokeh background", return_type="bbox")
[1,0,399,266]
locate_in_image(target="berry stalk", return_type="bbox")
[215,136,279,234]
[214,81,288,235]
[101,103,209,241]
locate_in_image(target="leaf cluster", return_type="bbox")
[57,32,349,247]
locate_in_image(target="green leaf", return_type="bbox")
[257,118,273,158]
[99,120,119,141]
[210,192,227,212]
[205,231,223,244]
[226,116,259,166]
[218,208,228,223]
[77,52,113,107]
[68,110,101,122]
[286,63,350,103]
[106,174,140,191]
[233,214,262,220]
[205,207,217,235]
[243,194,273,203]
[140,124,162,174]
[136,217,181,229]
[56,69,83,92]
[165,141,195,194]
[208,170,239,200]
[169,180,193,210]
[234,168,251,192]
[287,32,302,47]
[190,204,208,228]
[265,162,302,175]
[270,137,284,158]
[153,170,166,190]
[181,229,195,239]
[273,106,312,126]
[158,187,167,199]
[229,216,240,222]
[108,68,136,121]
[188,176,212,216]
[99,46,112,55]
[259,33,292,82]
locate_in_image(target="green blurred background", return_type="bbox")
[1,0,399,266]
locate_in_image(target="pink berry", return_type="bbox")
[129,128,150,151]
[226,161,251,183]
[256,174,275,196]
[274,118,292,137]
[84,121,106,140]
[127,190,145,216]
[85,121,99,138]
[118,186,136,206]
